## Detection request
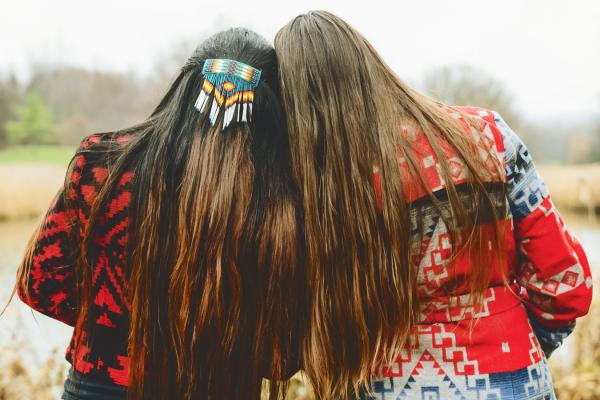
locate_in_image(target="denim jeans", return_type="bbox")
[61,367,127,400]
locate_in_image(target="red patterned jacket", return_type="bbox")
[369,106,593,400]
[18,132,133,387]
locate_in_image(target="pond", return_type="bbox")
[0,218,73,365]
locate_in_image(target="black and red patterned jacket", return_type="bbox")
[18,132,134,387]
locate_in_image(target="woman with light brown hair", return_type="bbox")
[274,10,593,400]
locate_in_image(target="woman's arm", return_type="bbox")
[16,135,94,327]
[493,111,593,357]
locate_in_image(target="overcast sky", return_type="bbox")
[2,0,599,123]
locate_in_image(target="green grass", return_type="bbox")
[0,145,76,167]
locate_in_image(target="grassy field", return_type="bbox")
[0,145,75,167]
[0,146,75,220]
[538,164,600,214]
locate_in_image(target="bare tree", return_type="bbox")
[24,38,205,145]
[422,65,522,130]
[27,65,150,144]
[591,98,600,163]
[0,74,23,147]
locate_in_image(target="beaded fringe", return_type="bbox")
[194,59,261,129]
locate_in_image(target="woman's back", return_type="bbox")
[16,27,303,400]
[368,105,592,399]
[274,11,593,399]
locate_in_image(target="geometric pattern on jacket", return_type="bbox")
[18,106,593,400]
[364,106,593,400]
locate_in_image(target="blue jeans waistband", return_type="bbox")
[61,367,127,400]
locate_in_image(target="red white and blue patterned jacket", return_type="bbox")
[368,106,593,400]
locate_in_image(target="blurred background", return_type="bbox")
[0,1,598,398]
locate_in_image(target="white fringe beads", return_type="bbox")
[194,58,262,129]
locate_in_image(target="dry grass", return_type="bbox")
[550,277,600,400]
[0,314,67,400]
[0,165,65,221]
[261,374,314,400]
[538,164,600,214]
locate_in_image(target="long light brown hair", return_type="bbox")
[15,28,303,400]
[275,11,508,399]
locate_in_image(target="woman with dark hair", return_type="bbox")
[15,28,302,400]
[274,10,593,400]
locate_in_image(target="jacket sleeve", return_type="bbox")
[493,111,593,357]
[16,136,92,327]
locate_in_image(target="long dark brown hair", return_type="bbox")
[15,28,302,400]
[275,11,508,399]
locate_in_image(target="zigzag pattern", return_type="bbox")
[18,132,134,387]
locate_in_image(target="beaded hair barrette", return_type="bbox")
[194,58,262,129]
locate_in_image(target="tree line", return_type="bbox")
[0,60,598,164]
